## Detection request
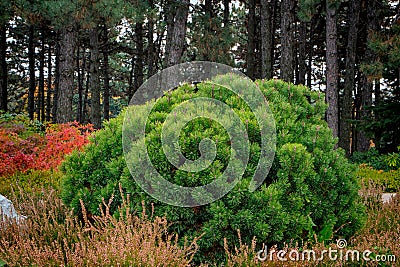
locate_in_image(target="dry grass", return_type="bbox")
[350,181,400,267]
[0,187,199,267]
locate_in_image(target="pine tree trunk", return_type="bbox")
[260,0,272,80]
[89,27,101,129]
[52,34,60,122]
[325,0,339,139]
[307,17,314,89]
[339,0,360,154]
[357,0,379,152]
[155,7,165,73]
[280,0,295,82]
[103,24,110,121]
[83,51,90,123]
[56,26,76,123]
[38,29,45,121]
[0,23,7,112]
[246,0,256,79]
[374,80,382,147]
[298,21,307,85]
[134,22,144,95]
[164,0,176,67]
[203,0,213,61]
[28,25,36,120]
[76,46,83,122]
[271,0,277,77]
[103,56,110,121]
[166,0,189,67]
[223,0,230,26]
[46,42,52,121]
[128,56,134,102]
[147,0,156,78]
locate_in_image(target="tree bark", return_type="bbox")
[56,26,76,123]
[325,0,339,139]
[147,0,156,77]
[103,24,110,121]
[223,0,230,27]
[339,0,360,154]
[271,0,277,77]
[203,0,213,61]
[134,22,144,95]
[28,25,36,120]
[46,42,52,121]
[76,46,83,122]
[298,21,307,85]
[38,29,45,121]
[373,80,382,147]
[260,0,272,80]
[89,27,101,129]
[307,16,314,89]
[280,0,295,82]
[83,51,90,123]
[128,56,134,102]
[164,0,176,68]
[52,34,60,122]
[0,23,7,112]
[246,0,256,79]
[357,0,379,152]
[166,0,189,67]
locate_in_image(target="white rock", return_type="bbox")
[382,193,397,204]
[0,194,26,223]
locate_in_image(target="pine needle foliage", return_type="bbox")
[61,75,365,264]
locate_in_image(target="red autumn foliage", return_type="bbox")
[0,122,94,177]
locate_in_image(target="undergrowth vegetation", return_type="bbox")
[356,164,400,193]
[0,182,398,266]
[223,181,400,267]
[352,147,400,193]
[0,114,93,178]
[0,114,93,197]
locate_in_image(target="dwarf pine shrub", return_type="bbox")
[61,75,365,264]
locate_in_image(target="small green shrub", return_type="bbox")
[351,148,388,171]
[356,164,400,193]
[385,146,400,169]
[0,169,62,197]
[61,76,365,264]
[351,147,400,172]
[0,112,46,137]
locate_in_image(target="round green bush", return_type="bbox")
[61,75,365,264]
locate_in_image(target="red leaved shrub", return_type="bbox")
[0,122,93,177]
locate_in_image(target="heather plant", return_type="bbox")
[0,187,199,267]
[350,190,400,266]
[61,75,365,264]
